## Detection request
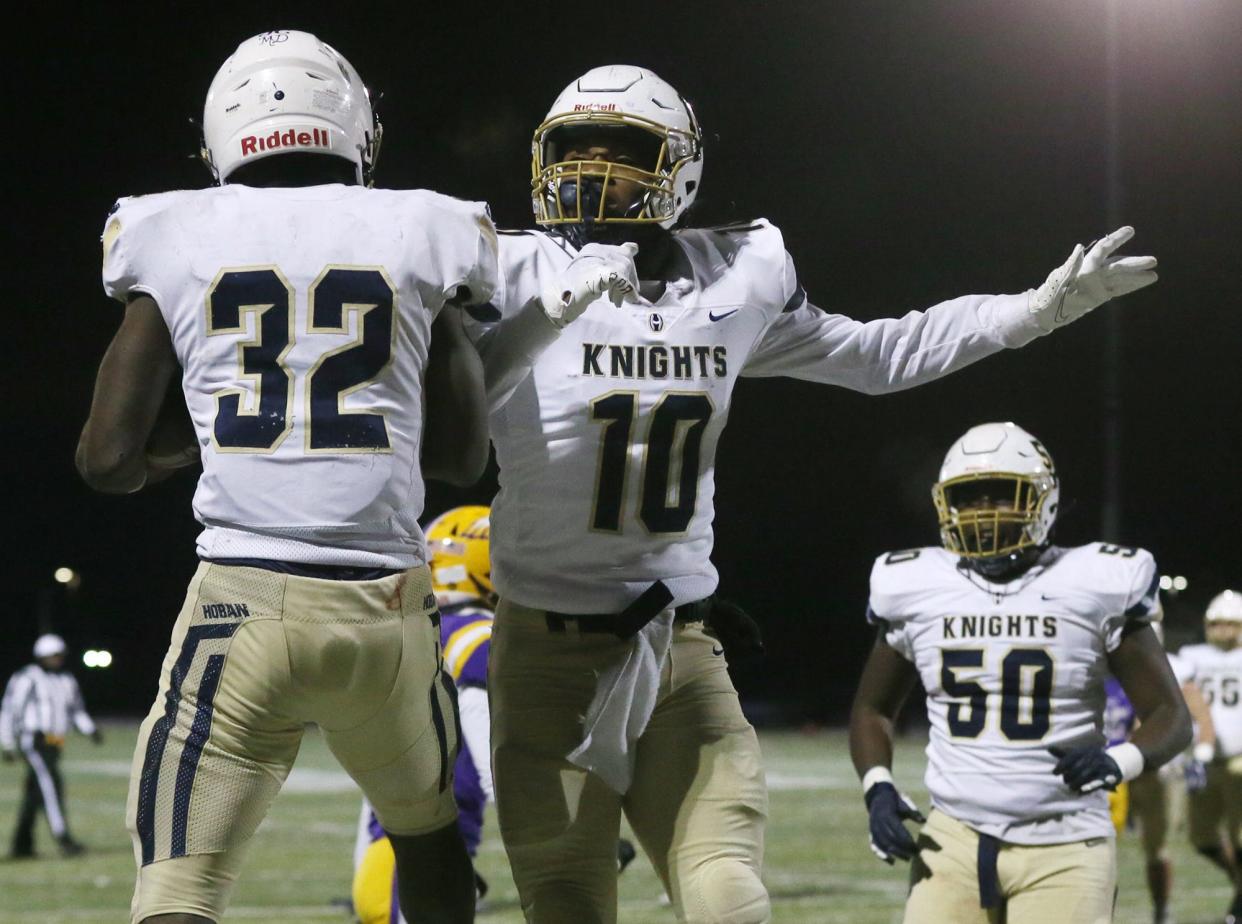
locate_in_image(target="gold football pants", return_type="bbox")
[904,809,1117,924]
[126,562,457,923]
[489,599,770,924]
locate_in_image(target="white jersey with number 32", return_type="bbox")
[869,543,1159,844]
[102,185,497,567]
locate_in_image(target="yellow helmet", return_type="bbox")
[425,505,493,601]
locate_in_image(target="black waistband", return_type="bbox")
[205,558,406,582]
[545,583,712,639]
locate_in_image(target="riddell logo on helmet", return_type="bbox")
[240,127,331,156]
[573,103,618,112]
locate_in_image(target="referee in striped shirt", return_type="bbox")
[0,634,102,858]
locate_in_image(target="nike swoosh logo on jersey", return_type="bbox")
[708,309,739,322]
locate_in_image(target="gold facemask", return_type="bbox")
[530,111,698,228]
[932,473,1045,558]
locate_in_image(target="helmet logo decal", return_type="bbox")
[240,127,331,156]
[259,31,290,45]
[573,103,618,112]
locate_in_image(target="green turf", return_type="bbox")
[0,722,1228,922]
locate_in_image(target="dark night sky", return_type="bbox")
[7,3,1240,719]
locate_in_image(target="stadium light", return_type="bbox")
[54,567,77,584]
[1159,575,1173,591]
[1173,576,1188,592]
[83,650,98,668]
[82,650,113,669]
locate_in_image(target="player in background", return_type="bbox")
[464,65,1158,923]
[351,507,637,922]
[76,31,495,924]
[1178,589,1242,924]
[1103,613,1215,924]
[849,422,1191,924]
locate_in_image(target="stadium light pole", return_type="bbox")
[1101,0,1123,542]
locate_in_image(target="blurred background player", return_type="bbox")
[466,64,1159,924]
[850,422,1191,924]
[77,30,495,924]
[351,507,637,921]
[1178,589,1242,924]
[0,634,102,858]
[1104,613,1216,924]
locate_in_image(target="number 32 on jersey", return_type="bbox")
[206,265,396,453]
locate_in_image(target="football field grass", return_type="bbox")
[0,722,1227,922]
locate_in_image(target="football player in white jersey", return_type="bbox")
[75,31,496,924]
[1104,615,1216,924]
[849,422,1192,924]
[463,65,1159,924]
[1179,589,1242,924]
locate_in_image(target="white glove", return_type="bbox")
[1023,226,1157,334]
[540,242,640,329]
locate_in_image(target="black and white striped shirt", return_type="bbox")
[0,665,96,751]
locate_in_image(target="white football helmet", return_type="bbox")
[1207,590,1242,624]
[201,30,381,185]
[932,422,1060,559]
[531,65,703,235]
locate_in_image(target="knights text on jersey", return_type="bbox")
[868,543,1159,844]
[1178,643,1242,758]
[101,185,498,567]
[470,222,1031,612]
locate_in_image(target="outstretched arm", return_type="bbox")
[76,295,183,493]
[743,227,1157,393]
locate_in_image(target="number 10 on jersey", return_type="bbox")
[589,391,714,534]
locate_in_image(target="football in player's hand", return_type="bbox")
[145,389,199,469]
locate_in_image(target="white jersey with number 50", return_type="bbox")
[102,185,497,567]
[1177,643,1242,758]
[468,222,1034,613]
[869,543,1159,844]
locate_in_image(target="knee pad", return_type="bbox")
[681,858,770,924]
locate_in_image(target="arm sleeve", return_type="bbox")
[740,252,1037,393]
[67,678,96,736]
[471,296,560,413]
[457,686,493,801]
[0,674,28,751]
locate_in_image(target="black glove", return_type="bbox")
[864,781,926,864]
[707,598,765,661]
[1049,745,1122,793]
